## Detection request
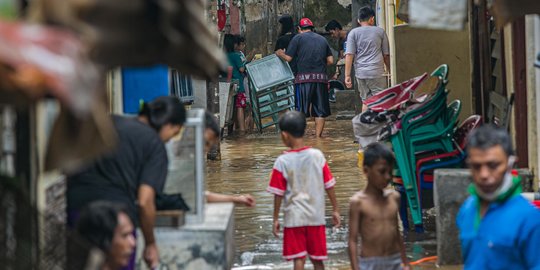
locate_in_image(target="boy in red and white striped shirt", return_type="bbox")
[267,111,341,270]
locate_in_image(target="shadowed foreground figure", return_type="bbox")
[70,201,136,270]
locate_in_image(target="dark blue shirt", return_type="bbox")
[285,31,332,74]
[457,195,540,270]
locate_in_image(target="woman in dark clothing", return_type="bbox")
[275,14,297,74]
[67,96,186,270]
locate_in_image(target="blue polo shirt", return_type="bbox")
[457,195,540,270]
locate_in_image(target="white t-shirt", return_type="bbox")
[267,147,335,228]
[345,26,390,79]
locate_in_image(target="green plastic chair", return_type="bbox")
[390,64,451,229]
[393,100,461,229]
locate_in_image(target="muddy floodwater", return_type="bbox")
[206,120,462,270]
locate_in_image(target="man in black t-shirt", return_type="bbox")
[276,17,334,137]
[67,115,169,270]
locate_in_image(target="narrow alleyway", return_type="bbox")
[207,119,461,269]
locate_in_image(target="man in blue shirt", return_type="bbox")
[457,125,540,269]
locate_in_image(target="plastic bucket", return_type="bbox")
[357,150,364,168]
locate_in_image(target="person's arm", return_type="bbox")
[348,198,361,270]
[138,184,159,269]
[278,35,298,63]
[344,31,356,89]
[383,54,390,72]
[322,160,340,227]
[326,55,334,66]
[395,193,410,269]
[326,187,341,227]
[276,49,293,62]
[205,191,255,207]
[325,42,334,66]
[345,54,354,88]
[382,31,391,73]
[272,195,283,237]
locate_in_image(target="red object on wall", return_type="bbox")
[217,9,226,31]
[533,201,540,209]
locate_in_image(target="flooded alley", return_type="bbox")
[207,120,460,270]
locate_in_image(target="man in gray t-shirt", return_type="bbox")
[345,6,390,111]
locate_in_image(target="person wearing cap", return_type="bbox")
[276,17,334,138]
[457,125,540,269]
[344,6,390,112]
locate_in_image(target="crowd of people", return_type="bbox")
[67,97,255,270]
[67,6,540,270]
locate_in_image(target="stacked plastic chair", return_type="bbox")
[390,64,463,232]
[415,115,483,194]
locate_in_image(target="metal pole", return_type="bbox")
[2,106,16,177]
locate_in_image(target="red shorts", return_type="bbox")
[236,93,247,108]
[283,225,327,261]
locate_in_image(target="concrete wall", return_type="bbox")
[242,0,353,56]
[304,0,352,28]
[136,203,235,270]
[525,15,540,191]
[394,24,473,120]
[244,0,273,55]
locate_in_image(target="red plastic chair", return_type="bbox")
[363,73,428,112]
[415,115,483,190]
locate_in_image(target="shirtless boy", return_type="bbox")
[348,143,409,270]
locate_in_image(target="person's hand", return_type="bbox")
[247,50,256,61]
[345,75,353,89]
[332,210,341,228]
[272,219,280,238]
[235,194,256,207]
[143,243,159,269]
[275,49,285,57]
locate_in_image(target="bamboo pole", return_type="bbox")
[387,0,397,86]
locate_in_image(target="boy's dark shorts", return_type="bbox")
[295,82,331,118]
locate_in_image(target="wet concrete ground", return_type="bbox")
[206,120,461,269]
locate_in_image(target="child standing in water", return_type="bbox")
[267,111,341,270]
[348,143,410,270]
[225,34,247,134]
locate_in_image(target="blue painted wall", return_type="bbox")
[122,65,170,114]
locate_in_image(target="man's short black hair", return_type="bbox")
[278,111,306,138]
[363,142,395,167]
[325,20,343,32]
[466,124,514,156]
[358,6,375,22]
